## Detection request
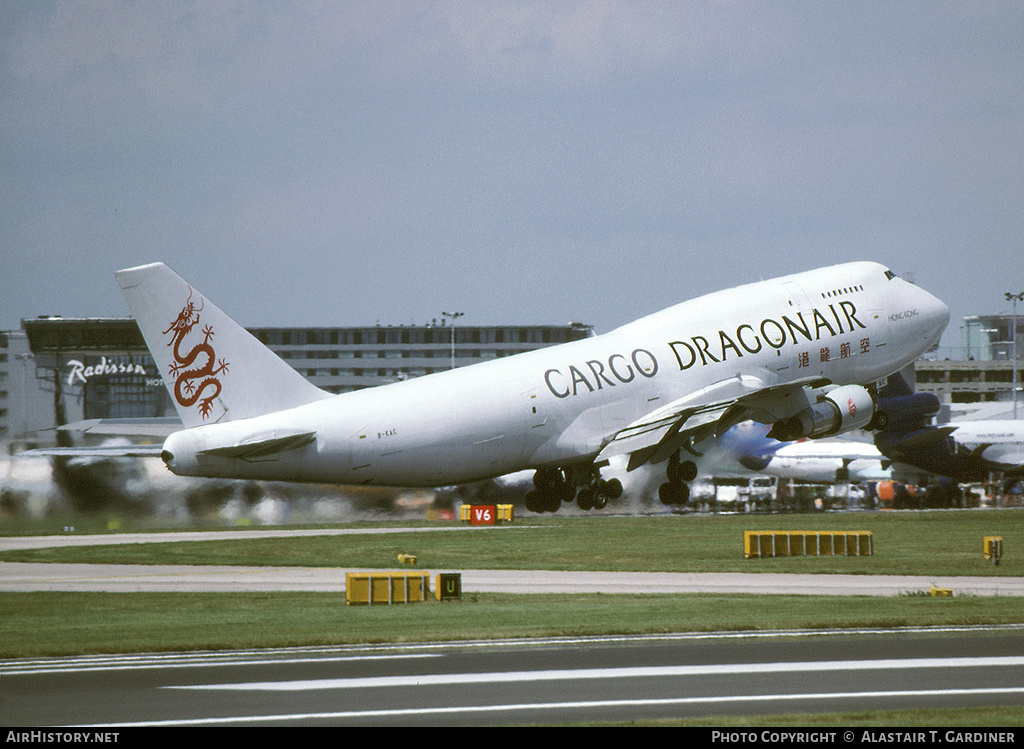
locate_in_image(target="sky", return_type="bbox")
[2,2,1022,354]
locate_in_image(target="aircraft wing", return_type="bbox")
[764,443,886,462]
[15,418,182,459]
[19,428,317,464]
[597,373,830,472]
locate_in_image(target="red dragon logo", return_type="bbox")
[163,290,229,419]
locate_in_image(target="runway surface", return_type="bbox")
[3,527,1024,596]
[5,628,1024,726]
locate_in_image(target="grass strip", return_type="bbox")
[3,510,1021,576]
[4,590,1024,659]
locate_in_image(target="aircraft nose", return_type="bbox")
[918,288,950,346]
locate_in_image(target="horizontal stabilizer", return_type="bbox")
[18,444,165,459]
[56,417,183,437]
[879,426,957,461]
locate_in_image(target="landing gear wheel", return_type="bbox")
[533,468,560,490]
[662,451,694,506]
[870,409,889,431]
[585,478,618,510]
[680,460,698,483]
[659,481,689,506]
[583,476,621,511]
[527,468,575,513]
[525,490,542,514]
[576,487,594,510]
[601,478,623,499]
[667,454,698,484]
[525,487,563,513]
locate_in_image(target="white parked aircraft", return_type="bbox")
[57,261,948,513]
[739,437,893,484]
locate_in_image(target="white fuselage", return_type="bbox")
[948,421,1024,471]
[761,441,891,483]
[161,262,949,487]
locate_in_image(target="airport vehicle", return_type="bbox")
[37,261,949,512]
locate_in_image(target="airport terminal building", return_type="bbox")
[0,317,593,446]
[916,313,1024,407]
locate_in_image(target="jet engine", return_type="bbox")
[769,384,875,441]
[873,392,941,434]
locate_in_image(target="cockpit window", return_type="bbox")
[884,269,897,280]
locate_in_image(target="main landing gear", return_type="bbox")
[524,465,623,513]
[658,451,698,507]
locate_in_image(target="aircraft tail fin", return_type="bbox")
[116,263,330,428]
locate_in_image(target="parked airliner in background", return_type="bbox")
[861,372,1024,485]
[38,261,948,513]
[876,420,1024,484]
[739,437,893,484]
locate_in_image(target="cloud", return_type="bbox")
[1,2,1022,340]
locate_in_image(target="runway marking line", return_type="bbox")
[166,655,1024,691]
[87,686,1024,727]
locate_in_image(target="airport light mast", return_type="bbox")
[442,311,464,369]
[1007,292,1023,419]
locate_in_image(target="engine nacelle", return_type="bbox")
[874,391,940,433]
[772,384,876,441]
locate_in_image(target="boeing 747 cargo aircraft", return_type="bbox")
[42,261,950,513]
